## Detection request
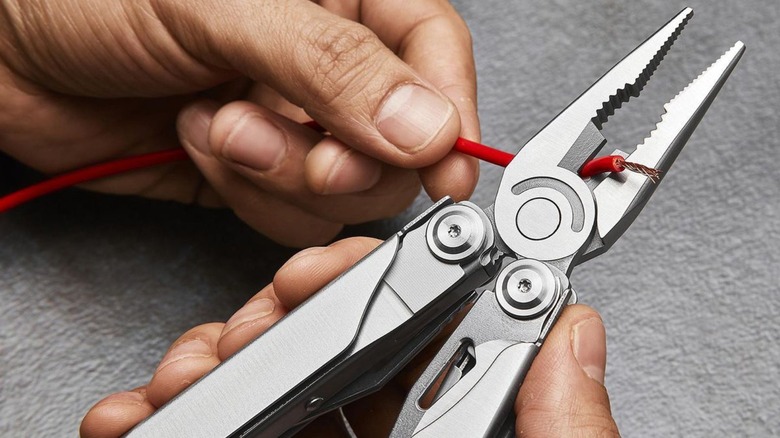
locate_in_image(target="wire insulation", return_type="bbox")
[0,149,189,213]
[579,154,661,182]
[453,137,514,167]
[579,155,626,178]
[0,120,656,213]
[304,120,515,167]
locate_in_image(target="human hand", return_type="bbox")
[0,0,479,247]
[80,237,620,438]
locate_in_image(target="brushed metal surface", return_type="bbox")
[412,342,537,437]
[126,239,399,437]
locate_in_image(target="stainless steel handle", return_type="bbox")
[125,198,499,438]
[126,237,401,438]
[411,341,537,438]
[392,259,573,438]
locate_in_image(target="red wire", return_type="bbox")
[579,155,625,178]
[303,120,515,167]
[0,148,189,213]
[454,137,514,167]
[0,120,628,213]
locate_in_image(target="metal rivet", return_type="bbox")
[426,204,487,263]
[495,259,559,319]
[305,397,324,412]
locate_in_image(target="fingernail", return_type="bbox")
[99,391,145,406]
[572,317,607,384]
[180,103,218,154]
[323,149,382,194]
[223,298,276,334]
[223,114,287,171]
[376,84,453,153]
[156,339,212,373]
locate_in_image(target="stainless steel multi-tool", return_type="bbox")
[126,8,743,437]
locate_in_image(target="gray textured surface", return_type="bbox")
[1,1,778,437]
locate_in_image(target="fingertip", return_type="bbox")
[419,151,480,201]
[203,101,287,171]
[516,304,618,437]
[273,237,382,308]
[328,236,384,257]
[218,287,288,360]
[572,314,607,385]
[305,138,383,195]
[80,389,155,438]
[177,100,219,156]
[557,303,603,324]
[146,323,224,408]
[551,304,607,384]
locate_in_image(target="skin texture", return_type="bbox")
[80,237,621,438]
[0,0,480,247]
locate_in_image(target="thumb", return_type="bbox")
[3,0,459,167]
[515,304,619,438]
[153,0,461,168]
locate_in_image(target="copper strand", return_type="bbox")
[622,161,662,183]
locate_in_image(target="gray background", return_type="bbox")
[1,0,778,436]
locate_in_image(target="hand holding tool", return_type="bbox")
[125,8,744,437]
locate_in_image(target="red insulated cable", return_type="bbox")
[579,155,626,178]
[303,120,515,167]
[453,137,514,167]
[0,148,189,213]
[1,120,641,214]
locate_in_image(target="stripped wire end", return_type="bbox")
[579,155,662,183]
[622,160,662,183]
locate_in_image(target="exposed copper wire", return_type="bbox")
[622,160,662,183]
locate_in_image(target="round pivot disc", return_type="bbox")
[426,204,488,263]
[516,197,561,240]
[496,259,559,319]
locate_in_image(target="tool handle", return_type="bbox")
[125,198,498,438]
[391,261,574,438]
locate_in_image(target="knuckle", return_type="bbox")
[305,22,387,107]
[453,13,474,47]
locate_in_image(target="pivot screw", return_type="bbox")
[496,259,559,319]
[516,278,532,294]
[426,204,488,263]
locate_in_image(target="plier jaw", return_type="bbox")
[493,7,745,269]
[589,41,744,261]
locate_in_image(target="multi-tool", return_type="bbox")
[126,8,744,437]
